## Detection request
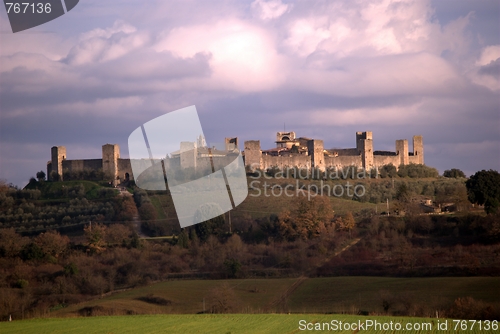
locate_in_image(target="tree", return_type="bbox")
[84,223,107,253]
[105,224,132,245]
[276,196,333,241]
[20,242,44,261]
[395,183,411,203]
[223,258,242,278]
[336,212,356,237]
[443,168,466,178]
[466,170,500,214]
[379,164,397,178]
[138,202,157,221]
[195,214,225,242]
[36,171,46,182]
[206,282,240,313]
[0,228,27,257]
[35,231,69,258]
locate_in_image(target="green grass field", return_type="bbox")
[288,277,500,313]
[48,276,500,318]
[51,278,300,316]
[1,314,498,334]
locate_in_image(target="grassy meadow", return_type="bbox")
[46,276,500,317]
[2,313,498,334]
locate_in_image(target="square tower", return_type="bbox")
[356,132,374,170]
[307,139,325,171]
[225,137,239,151]
[413,135,424,164]
[395,139,409,166]
[356,131,372,151]
[243,140,262,171]
[102,144,120,184]
[50,146,66,180]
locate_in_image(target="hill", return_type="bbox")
[49,276,500,317]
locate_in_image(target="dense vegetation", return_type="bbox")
[0,180,136,233]
[0,167,498,321]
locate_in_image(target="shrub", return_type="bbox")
[443,168,466,178]
[447,297,499,320]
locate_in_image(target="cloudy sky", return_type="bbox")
[0,0,499,187]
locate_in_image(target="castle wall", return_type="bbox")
[325,155,363,168]
[117,159,133,181]
[262,154,310,170]
[408,156,420,164]
[373,155,400,167]
[165,156,181,171]
[212,154,240,172]
[50,132,424,185]
[62,159,103,173]
[333,148,358,156]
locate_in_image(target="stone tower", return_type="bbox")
[243,140,262,171]
[102,144,120,184]
[396,139,409,166]
[50,146,66,180]
[307,139,325,171]
[413,135,424,164]
[356,132,374,169]
[276,132,296,149]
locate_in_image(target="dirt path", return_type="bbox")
[264,237,362,311]
[265,276,308,312]
[304,237,361,277]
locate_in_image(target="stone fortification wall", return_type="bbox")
[243,131,424,172]
[261,154,311,170]
[117,159,133,181]
[408,156,421,164]
[373,155,400,167]
[333,148,359,156]
[62,159,103,172]
[48,131,424,183]
[325,155,363,168]
[211,154,240,171]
